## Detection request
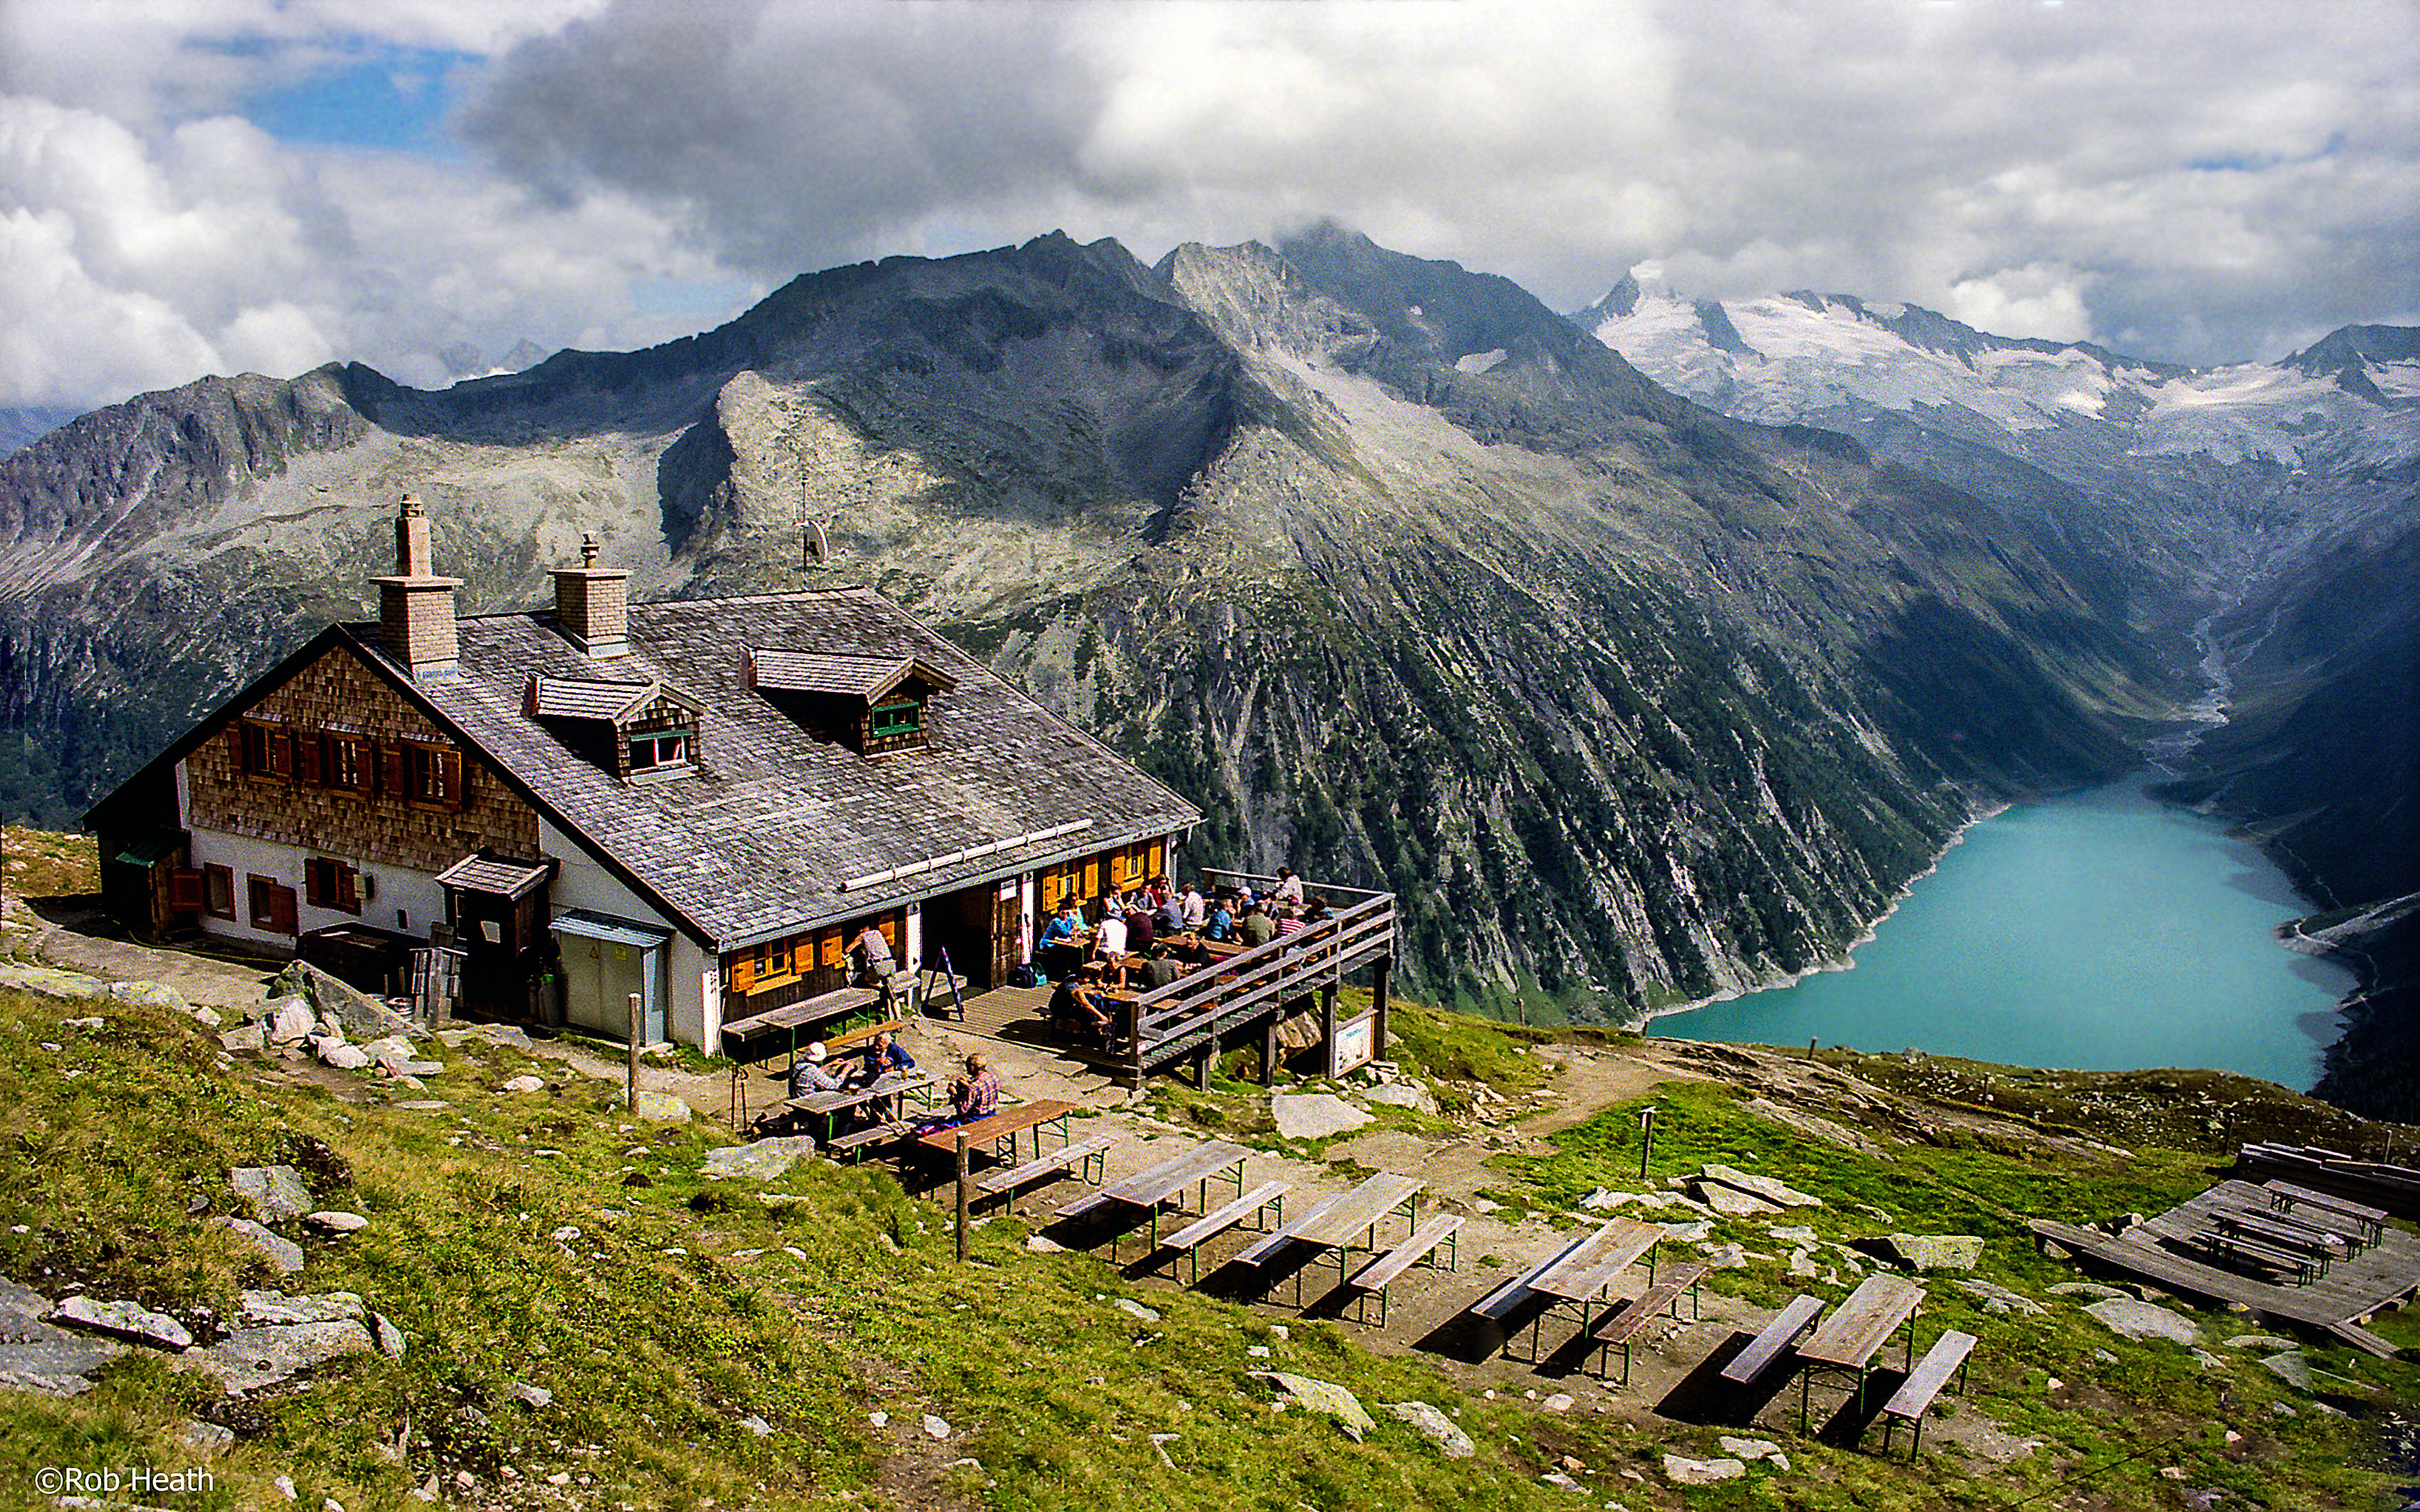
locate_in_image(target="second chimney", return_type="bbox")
[552,534,629,659]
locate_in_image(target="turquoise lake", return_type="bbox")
[1649,774,2355,1089]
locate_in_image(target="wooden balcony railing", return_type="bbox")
[1121,882,1396,1077]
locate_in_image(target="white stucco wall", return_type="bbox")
[184,823,447,951]
[537,816,717,1047]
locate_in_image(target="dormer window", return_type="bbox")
[530,675,705,784]
[628,729,693,773]
[749,648,957,756]
[869,701,922,740]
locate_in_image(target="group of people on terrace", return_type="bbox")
[1038,868,1331,1050]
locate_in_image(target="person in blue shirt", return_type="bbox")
[1036,906,1081,981]
[850,1030,916,1124]
[1205,896,1235,941]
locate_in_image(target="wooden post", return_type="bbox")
[1808,1036,1817,1061]
[1370,956,1392,1058]
[954,1131,972,1263]
[1638,1105,1658,1183]
[1194,1040,1213,1091]
[626,992,641,1113]
[1319,983,1337,1075]
[1261,1017,1280,1087]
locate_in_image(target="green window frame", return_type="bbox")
[869,700,922,739]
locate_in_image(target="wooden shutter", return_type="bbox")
[337,865,358,913]
[819,929,843,969]
[268,885,297,936]
[382,743,406,800]
[168,869,205,911]
[295,731,322,786]
[1147,841,1164,879]
[226,723,246,773]
[730,953,755,993]
[438,749,465,810]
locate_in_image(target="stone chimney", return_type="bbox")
[552,534,630,659]
[370,493,461,681]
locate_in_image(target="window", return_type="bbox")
[403,741,463,810]
[248,874,297,934]
[304,857,360,914]
[732,936,797,995]
[324,732,374,795]
[239,719,292,781]
[627,728,693,774]
[869,700,922,739]
[204,865,235,921]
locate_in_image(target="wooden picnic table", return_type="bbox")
[1293,1172,1425,1251]
[2264,1180,2388,1244]
[1512,1217,1666,1363]
[784,1071,935,1143]
[1794,1274,1926,1428]
[1058,1140,1251,1257]
[2208,1204,2350,1273]
[916,1099,1080,1165]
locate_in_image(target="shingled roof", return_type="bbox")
[342,587,1199,950]
[749,649,956,700]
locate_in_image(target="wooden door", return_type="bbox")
[992,881,1021,988]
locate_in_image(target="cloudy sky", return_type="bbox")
[3,0,2414,412]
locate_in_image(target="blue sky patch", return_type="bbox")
[242,46,478,155]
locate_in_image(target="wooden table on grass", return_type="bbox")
[1058,1140,1251,1258]
[1513,1217,1666,1363]
[1288,1173,1425,1289]
[1794,1274,1926,1429]
[784,1071,935,1145]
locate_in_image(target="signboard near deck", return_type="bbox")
[1330,1010,1376,1076]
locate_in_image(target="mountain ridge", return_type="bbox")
[0,227,2355,1055]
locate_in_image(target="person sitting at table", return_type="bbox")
[1179,882,1206,930]
[1093,907,1129,988]
[1238,899,1276,948]
[848,1030,916,1124]
[1049,964,1114,1046]
[1271,866,1305,905]
[1036,906,1081,980]
[1137,946,1187,991]
[1204,894,1236,941]
[1152,887,1186,938]
[1123,894,1156,954]
[914,1052,1001,1134]
[1273,903,1305,940]
[788,1040,847,1100]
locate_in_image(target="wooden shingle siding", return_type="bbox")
[186,643,538,874]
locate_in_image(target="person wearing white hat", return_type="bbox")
[789,1040,846,1099]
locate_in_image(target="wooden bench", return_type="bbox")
[1057,1141,1251,1259]
[826,1121,906,1162]
[1587,1259,1712,1385]
[1878,1331,1977,1457]
[2194,1227,2317,1284]
[977,1133,1115,1211]
[1343,1215,1466,1326]
[1156,1180,1291,1284]
[1721,1294,1824,1387]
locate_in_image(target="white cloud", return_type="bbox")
[1,0,2415,408]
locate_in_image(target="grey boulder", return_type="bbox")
[48,1296,193,1350]
[703,1138,819,1181]
[214,1217,305,1276]
[184,1320,374,1395]
[230,1165,315,1222]
[1384,1400,1473,1457]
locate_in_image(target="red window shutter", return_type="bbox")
[169,869,205,910]
[295,731,321,786]
[302,859,324,907]
[382,743,406,799]
[337,865,358,914]
[439,749,464,810]
[269,885,298,936]
[226,723,246,772]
